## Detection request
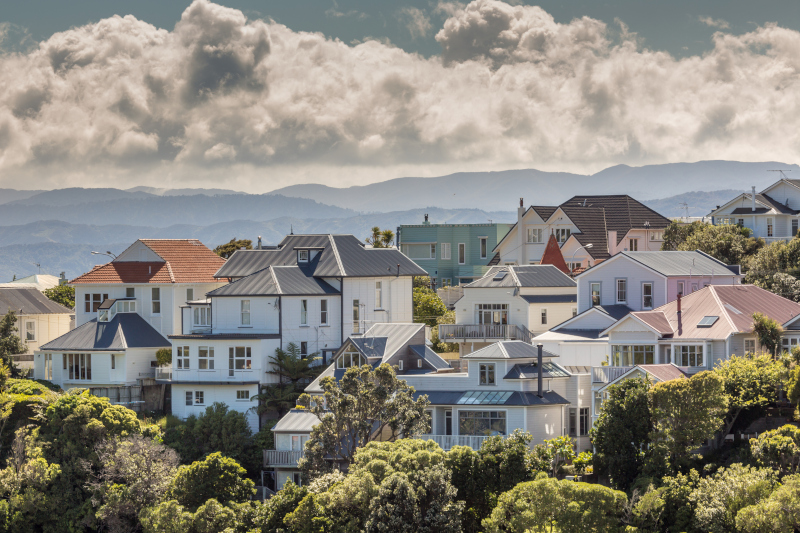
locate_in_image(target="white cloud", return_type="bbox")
[397,6,433,40]
[699,16,731,29]
[0,0,799,192]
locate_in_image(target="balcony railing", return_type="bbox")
[592,366,634,384]
[155,367,172,381]
[438,324,534,344]
[417,434,495,451]
[264,449,304,467]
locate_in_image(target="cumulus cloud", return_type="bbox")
[0,0,799,191]
[699,16,730,29]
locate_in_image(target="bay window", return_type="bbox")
[459,411,506,436]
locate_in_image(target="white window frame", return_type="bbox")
[337,345,367,368]
[479,363,496,385]
[44,353,53,380]
[320,299,328,325]
[642,282,653,309]
[616,279,627,304]
[298,250,309,262]
[352,299,360,334]
[185,391,193,406]
[675,344,704,367]
[241,299,251,326]
[430,244,436,258]
[527,228,543,243]
[194,391,204,405]
[458,409,507,436]
[236,390,250,401]
[590,282,601,306]
[300,341,308,358]
[375,282,383,309]
[458,243,466,264]
[228,346,252,375]
[111,354,115,370]
[25,320,36,341]
[611,345,655,366]
[479,237,488,259]
[85,293,109,313]
[126,287,135,298]
[300,299,308,325]
[744,338,757,354]
[151,288,161,315]
[677,281,684,295]
[64,353,92,380]
[556,228,571,243]
[541,308,547,325]
[176,346,190,370]
[398,360,404,371]
[186,288,194,302]
[198,346,214,370]
[441,243,451,260]
[194,307,210,327]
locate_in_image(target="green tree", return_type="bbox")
[43,284,75,309]
[661,220,701,251]
[736,473,800,532]
[663,220,763,265]
[213,238,252,259]
[256,342,322,418]
[591,377,652,491]
[744,236,800,290]
[431,309,459,353]
[365,227,395,248]
[529,435,576,479]
[156,347,172,366]
[298,363,430,479]
[630,470,700,533]
[750,424,800,477]
[752,312,783,356]
[648,371,728,473]
[413,286,447,327]
[413,276,433,289]
[167,452,255,510]
[0,311,26,378]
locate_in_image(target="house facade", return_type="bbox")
[709,179,800,243]
[493,196,671,272]
[397,217,512,288]
[439,265,577,356]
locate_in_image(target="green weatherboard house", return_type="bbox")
[397,215,513,288]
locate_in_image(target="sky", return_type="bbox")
[1,0,800,192]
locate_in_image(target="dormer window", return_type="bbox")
[337,345,367,369]
[298,250,309,262]
[99,310,109,322]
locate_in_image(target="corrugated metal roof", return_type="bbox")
[536,329,605,341]
[0,288,74,315]
[409,344,451,370]
[273,266,340,295]
[350,336,388,359]
[520,294,577,304]
[272,409,320,433]
[40,313,170,351]
[621,251,740,277]
[632,311,673,334]
[504,362,572,379]
[415,389,570,406]
[565,365,592,374]
[208,265,339,297]
[462,341,559,359]
[467,265,575,288]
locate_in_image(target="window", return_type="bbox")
[677,281,684,295]
[441,278,451,287]
[794,220,799,237]
[298,250,309,262]
[241,300,250,325]
[126,287,135,298]
[352,300,360,333]
[745,339,757,353]
[402,244,436,259]
[176,346,190,369]
[458,243,466,264]
[642,283,653,309]
[85,293,109,313]
[228,347,252,375]
[579,408,590,436]
[111,354,115,370]
[782,337,799,352]
[572,308,577,317]
[44,354,52,380]
[541,308,547,325]
[194,307,210,326]
[629,238,638,251]
[151,288,160,314]
[591,282,601,306]
[594,391,607,416]
[186,288,194,302]
[767,218,774,237]
[185,391,193,406]
[738,219,745,226]
[569,408,577,436]
[650,231,664,241]
[612,345,655,365]
[459,411,506,436]
[445,410,452,435]
[476,304,508,325]
[431,244,436,258]
[417,359,422,368]
[555,228,571,243]
[65,353,92,380]
[616,279,627,304]
[676,345,704,367]
[25,321,35,341]
[567,262,581,272]
[198,346,214,370]
[375,282,382,309]
[320,299,328,325]
[300,299,308,325]
[441,242,451,260]
[292,473,303,486]
[194,391,204,405]
[479,363,495,385]
[300,342,308,358]
[691,283,698,293]
[527,228,543,243]
[398,360,404,371]
[99,308,110,322]
[236,390,250,400]
[337,345,367,368]
[117,300,136,313]
[479,237,487,259]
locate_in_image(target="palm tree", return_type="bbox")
[365,227,395,248]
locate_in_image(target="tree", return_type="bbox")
[591,377,651,491]
[156,348,172,366]
[662,220,763,265]
[256,342,322,418]
[712,353,785,447]
[752,312,783,356]
[43,284,75,309]
[750,424,800,477]
[629,470,700,533]
[213,238,252,259]
[0,311,26,378]
[648,371,728,473]
[529,435,576,479]
[298,363,430,479]
[745,236,800,290]
[413,286,447,327]
[413,276,433,289]
[431,310,459,353]
[736,473,800,532]
[167,452,255,510]
[365,227,395,248]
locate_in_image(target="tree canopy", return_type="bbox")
[213,238,252,258]
[43,284,75,309]
[413,285,447,327]
[365,227,395,248]
[257,342,322,417]
[661,220,763,265]
[0,311,25,377]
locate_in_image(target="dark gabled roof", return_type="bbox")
[214,234,426,279]
[0,288,73,315]
[531,206,558,220]
[730,207,770,214]
[467,265,576,288]
[504,362,572,379]
[462,341,559,359]
[207,265,340,297]
[561,195,671,243]
[415,389,570,406]
[40,313,170,351]
[593,250,742,278]
[756,193,797,214]
[561,206,610,260]
[409,345,452,370]
[520,294,577,304]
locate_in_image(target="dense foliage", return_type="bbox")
[0,311,25,378]
[213,238,252,258]
[43,284,75,309]
[661,221,763,265]
[365,227,395,248]
[412,282,448,327]
[257,343,322,417]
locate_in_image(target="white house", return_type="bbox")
[161,234,428,429]
[492,195,671,272]
[266,323,592,488]
[439,265,577,357]
[709,179,800,243]
[1,288,73,376]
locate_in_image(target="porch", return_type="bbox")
[264,449,304,468]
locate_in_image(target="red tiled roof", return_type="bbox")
[540,233,570,274]
[71,239,225,284]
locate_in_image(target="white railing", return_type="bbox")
[264,449,304,467]
[439,324,533,343]
[418,434,495,451]
[155,367,172,381]
[592,366,633,384]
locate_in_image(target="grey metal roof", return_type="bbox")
[409,344,451,370]
[504,362,572,379]
[545,329,605,339]
[40,313,170,351]
[272,409,320,433]
[415,389,570,406]
[360,323,427,364]
[0,288,74,315]
[565,365,592,374]
[467,265,576,288]
[520,294,577,304]
[462,341,559,359]
[208,265,339,297]
[620,251,740,277]
[214,234,426,279]
[350,336,388,359]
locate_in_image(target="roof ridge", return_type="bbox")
[165,262,176,283]
[269,266,282,295]
[327,235,346,276]
[708,286,737,332]
[508,266,521,286]
[117,320,128,350]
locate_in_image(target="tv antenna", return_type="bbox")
[768,169,792,180]
[33,262,41,274]
[678,202,690,221]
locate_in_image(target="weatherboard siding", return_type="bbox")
[578,257,664,313]
[211,296,280,334]
[342,277,412,337]
[280,296,342,355]
[172,383,259,430]
[526,405,563,445]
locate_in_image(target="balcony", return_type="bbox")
[417,434,496,451]
[264,449,304,467]
[155,367,172,381]
[438,324,533,344]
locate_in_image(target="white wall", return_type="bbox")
[526,405,563,445]
[341,276,412,336]
[18,313,72,353]
[171,383,259,430]
[280,296,342,356]
[211,296,280,334]
[35,350,143,387]
[170,338,280,384]
[577,257,665,313]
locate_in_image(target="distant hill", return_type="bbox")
[642,189,742,218]
[267,161,798,212]
[0,242,129,282]
[0,189,45,205]
[127,186,245,196]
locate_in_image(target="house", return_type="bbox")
[70,239,227,337]
[265,323,591,488]
[1,288,74,376]
[535,250,743,367]
[0,273,65,292]
[397,216,513,288]
[492,196,671,271]
[439,265,577,357]
[160,234,428,429]
[592,364,688,424]
[709,179,800,243]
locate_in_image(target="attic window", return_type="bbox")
[697,316,719,328]
[298,250,309,262]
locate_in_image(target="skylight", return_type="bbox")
[457,391,513,405]
[697,316,719,327]
[493,270,508,281]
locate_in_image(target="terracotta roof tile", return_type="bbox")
[71,262,173,284]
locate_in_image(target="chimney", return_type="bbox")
[257,236,262,249]
[752,186,756,212]
[677,293,681,314]
[537,343,544,398]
